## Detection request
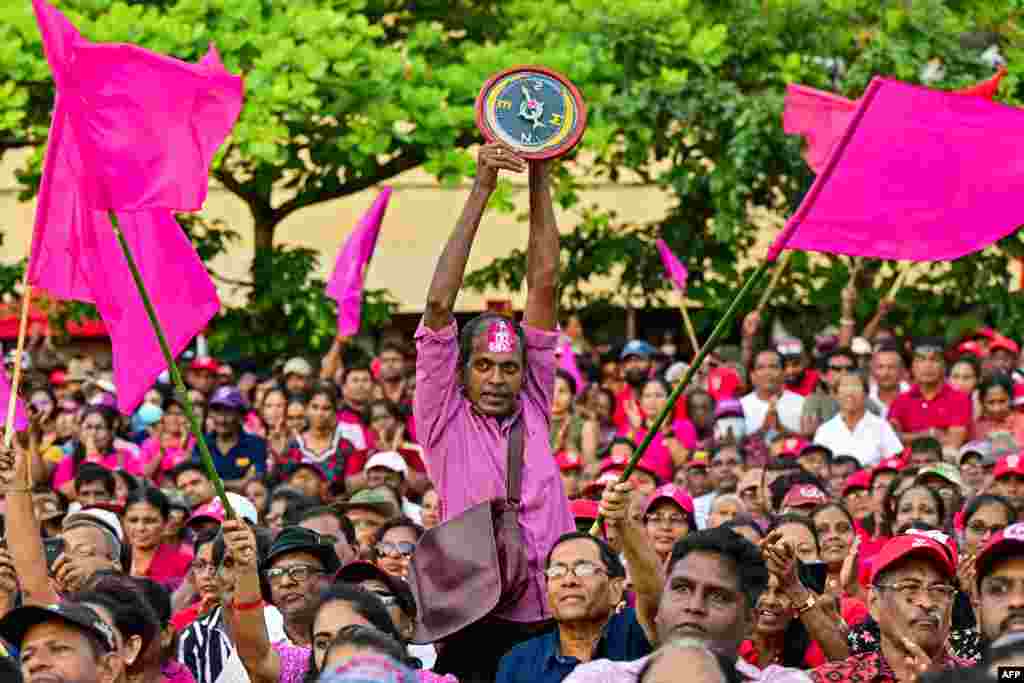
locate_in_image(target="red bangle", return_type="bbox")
[231,597,265,612]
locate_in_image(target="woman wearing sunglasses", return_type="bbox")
[373,517,424,579]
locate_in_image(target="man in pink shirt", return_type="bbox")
[415,142,573,682]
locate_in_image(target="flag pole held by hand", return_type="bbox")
[755,250,792,314]
[2,276,31,451]
[108,212,235,519]
[589,260,773,536]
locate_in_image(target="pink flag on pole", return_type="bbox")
[785,68,1007,174]
[768,77,1024,263]
[29,0,243,413]
[558,338,586,396]
[655,239,689,294]
[326,188,392,337]
[0,365,28,434]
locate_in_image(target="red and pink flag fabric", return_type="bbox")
[29,0,243,413]
[769,77,1024,263]
[558,338,586,396]
[785,68,1007,174]
[327,188,392,337]
[656,239,689,294]
[0,364,28,434]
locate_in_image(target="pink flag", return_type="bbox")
[0,364,28,434]
[768,77,1024,263]
[785,68,1007,174]
[558,338,585,396]
[326,188,392,337]
[655,239,689,294]
[29,0,242,413]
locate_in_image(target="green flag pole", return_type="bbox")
[589,261,773,536]
[109,212,235,518]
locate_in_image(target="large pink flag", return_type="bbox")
[768,77,1024,263]
[655,239,689,294]
[785,68,1007,174]
[29,0,242,413]
[326,188,392,337]
[0,365,28,434]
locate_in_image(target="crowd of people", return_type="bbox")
[0,143,1022,683]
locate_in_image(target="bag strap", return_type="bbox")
[506,418,525,505]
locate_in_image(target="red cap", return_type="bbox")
[570,499,600,521]
[991,336,1021,356]
[976,523,1024,589]
[1014,383,1024,408]
[957,340,987,358]
[187,499,227,526]
[778,437,809,458]
[782,484,828,509]
[556,451,584,472]
[842,470,872,497]
[874,457,905,474]
[190,357,220,373]
[995,453,1024,480]
[49,370,67,386]
[581,471,621,498]
[707,366,741,401]
[643,484,695,516]
[870,529,957,583]
[687,451,710,470]
[599,452,661,482]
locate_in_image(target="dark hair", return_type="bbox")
[832,454,861,472]
[302,583,410,683]
[379,340,408,358]
[767,514,821,553]
[124,487,170,521]
[979,372,1015,407]
[73,583,160,654]
[130,577,172,626]
[170,461,210,485]
[890,484,946,535]
[874,338,905,361]
[963,493,1017,528]
[667,526,769,608]
[545,532,626,579]
[281,493,325,527]
[193,527,220,559]
[555,369,578,398]
[458,313,527,370]
[74,462,116,497]
[113,470,140,497]
[296,506,357,546]
[374,517,425,547]
[324,624,407,668]
[307,382,339,410]
[827,348,857,369]
[722,515,764,540]
[341,363,373,388]
[367,399,403,422]
[810,501,856,536]
[839,368,871,394]
[951,354,982,379]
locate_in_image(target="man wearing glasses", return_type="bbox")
[809,530,971,682]
[262,527,341,647]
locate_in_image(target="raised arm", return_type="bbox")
[423,144,525,331]
[221,518,279,683]
[523,160,558,331]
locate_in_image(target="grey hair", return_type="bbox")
[639,637,728,683]
[63,521,123,563]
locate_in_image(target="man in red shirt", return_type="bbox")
[888,339,971,450]
[778,338,820,397]
[337,362,376,450]
[612,340,656,431]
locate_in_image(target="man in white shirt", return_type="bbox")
[741,350,805,436]
[694,445,744,529]
[815,369,903,467]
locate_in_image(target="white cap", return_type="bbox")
[363,451,408,477]
[63,507,124,542]
[851,336,872,355]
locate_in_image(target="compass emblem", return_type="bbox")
[475,66,587,160]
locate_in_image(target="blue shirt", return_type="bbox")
[193,431,268,480]
[495,608,652,683]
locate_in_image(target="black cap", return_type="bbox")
[263,526,340,575]
[334,561,416,617]
[0,602,117,653]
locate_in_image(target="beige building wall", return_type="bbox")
[0,149,685,313]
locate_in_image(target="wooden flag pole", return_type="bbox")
[2,272,31,451]
[886,264,911,301]
[755,250,793,314]
[590,260,773,536]
[680,304,700,356]
[108,212,235,518]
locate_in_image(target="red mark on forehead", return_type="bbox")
[483,319,517,354]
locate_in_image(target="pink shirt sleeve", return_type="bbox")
[52,453,74,489]
[413,320,462,454]
[520,325,559,421]
[672,419,698,450]
[272,642,310,683]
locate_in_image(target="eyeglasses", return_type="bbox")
[544,561,608,581]
[644,514,688,528]
[874,582,957,604]
[265,564,325,584]
[375,542,416,558]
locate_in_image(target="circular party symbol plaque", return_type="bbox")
[475,66,587,160]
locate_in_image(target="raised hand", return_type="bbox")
[222,518,258,571]
[742,311,761,338]
[599,482,635,529]
[476,142,526,191]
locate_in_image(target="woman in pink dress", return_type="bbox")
[618,378,697,483]
[52,405,145,499]
[141,397,196,485]
[124,487,194,593]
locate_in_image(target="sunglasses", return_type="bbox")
[375,542,416,558]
